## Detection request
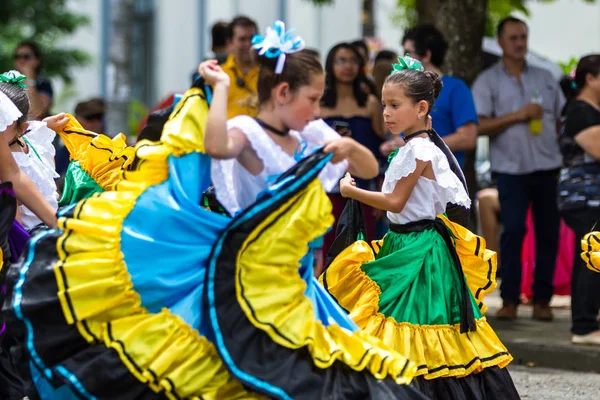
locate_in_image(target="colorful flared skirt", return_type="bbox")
[321,201,520,399]
[3,88,425,399]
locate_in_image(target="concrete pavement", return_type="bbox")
[486,292,600,373]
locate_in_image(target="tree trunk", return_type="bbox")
[416,0,487,231]
[106,0,134,138]
[416,0,487,84]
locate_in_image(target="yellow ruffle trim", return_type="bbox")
[439,214,498,314]
[53,89,260,399]
[582,231,600,273]
[320,224,512,380]
[58,115,135,191]
[236,179,417,384]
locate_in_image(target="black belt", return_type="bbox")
[389,218,477,333]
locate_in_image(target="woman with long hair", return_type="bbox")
[320,42,385,252]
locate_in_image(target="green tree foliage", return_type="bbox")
[0,0,89,83]
[394,0,595,37]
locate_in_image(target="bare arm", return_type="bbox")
[575,125,600,161]
[199,60,249,159]
[368,95,385,138]
[324,137,379,179]
[339,160,426,213]
[0,139,57,227]
[442,122,478,151]
[478,112,524,137]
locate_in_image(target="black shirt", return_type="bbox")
[560,100,600,168]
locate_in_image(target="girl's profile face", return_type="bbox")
[283,73,325,131]
[381,83,421,135]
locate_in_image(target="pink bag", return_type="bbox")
[521,206,574,300]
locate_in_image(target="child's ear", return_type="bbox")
[417,100,429,119]
[274,82,291,105]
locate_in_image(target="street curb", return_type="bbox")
[505,339,600,373]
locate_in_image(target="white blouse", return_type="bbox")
[12,121,59,229]
[383,137,471,225]
[212,116,348,215]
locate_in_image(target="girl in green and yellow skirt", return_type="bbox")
[320,55,521,399]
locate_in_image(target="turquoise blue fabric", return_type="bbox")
[120,152,229,334]
[121,149,355,336]
[30,362,83,400]
[299,248,358,331]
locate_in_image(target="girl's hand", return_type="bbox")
[198,60,230,87]
[43,113,70,133]
[323,137,356,164]
[379,136,405,157]
[339,173,356,198]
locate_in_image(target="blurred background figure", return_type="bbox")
[210,21,231,65]
[321,42,385,249]
[13,41,53,120]
[75,98,106,133]
[221,16,260,118]
[558,54,600,346]
[402,24,478,167]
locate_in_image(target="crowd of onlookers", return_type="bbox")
[10,14,600,346]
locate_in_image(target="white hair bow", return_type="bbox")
[252,20,305,74]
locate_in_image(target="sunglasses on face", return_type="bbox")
[83,113,104,121]
[334,57,360,66]
[14,53,34,61]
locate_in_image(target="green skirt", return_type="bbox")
[365,227,483,326]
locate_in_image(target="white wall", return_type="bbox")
[154,0,200,100]
[53,0,103,115]
[516,0,600,63]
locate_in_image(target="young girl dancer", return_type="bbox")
[321,55,520,399]
[3,28,426,399]
[0,73,56,228]
[198,22,427,399]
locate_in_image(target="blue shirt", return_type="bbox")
[430,75,478,166]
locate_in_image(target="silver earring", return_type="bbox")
[417,115,423,120]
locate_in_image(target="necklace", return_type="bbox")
[403,129,432,142]
[255,117,289,137]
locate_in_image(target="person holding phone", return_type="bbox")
[320,42,386,250]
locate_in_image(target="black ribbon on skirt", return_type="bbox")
[389,218,477,334]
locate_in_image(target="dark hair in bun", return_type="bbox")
[256,49,323,106]
[384,69,443,115]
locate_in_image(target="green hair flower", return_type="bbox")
[0,70,27,89]
[391,54,424,74]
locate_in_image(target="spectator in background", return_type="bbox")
[320,42,385,249]
[472,16,565,321]
[351,39,370,69]
[558,54,600,346]
[221,16,260,118]
[402,24,478,167]
[372,50,397,99]
[13,41,53,119]
[75,98,106,134]
[210,21,231,65]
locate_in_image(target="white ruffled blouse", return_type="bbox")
[12,121,59,229]
[212,116,348,215]
[383,137,471,225]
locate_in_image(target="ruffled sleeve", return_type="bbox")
[24,121,58,176]
[383,138,471,208]
[299,119,349,192]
